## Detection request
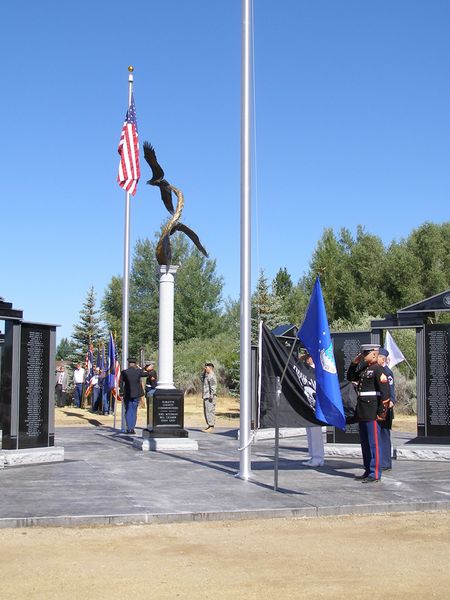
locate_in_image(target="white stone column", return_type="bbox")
[157,265,179,389]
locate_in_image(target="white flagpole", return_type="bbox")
[120,67,134,432]
[238,0,252,480]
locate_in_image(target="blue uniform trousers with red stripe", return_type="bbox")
[358,420,382,480]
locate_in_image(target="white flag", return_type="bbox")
[384,331,406,368]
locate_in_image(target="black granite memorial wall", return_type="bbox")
[0,332,4,430]
[18,323,51,448]
[0,320,18,449]
[425,324,450,437]
[0,319,56,450]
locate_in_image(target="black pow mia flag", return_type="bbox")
[259,323,324,428]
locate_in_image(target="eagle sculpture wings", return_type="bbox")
[143,141,208,266]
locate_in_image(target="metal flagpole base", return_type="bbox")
[235,471,255,481]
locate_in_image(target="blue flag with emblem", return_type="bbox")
[298,277,346,430]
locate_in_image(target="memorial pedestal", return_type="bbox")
[0,446,64,467]
[133,437,198,452]
[396,445,450,461]
[136,388,199,452]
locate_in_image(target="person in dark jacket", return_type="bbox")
[378,347,396,470]
[120,358,146,434]
[144,362,158,397]
[347,344,391,483]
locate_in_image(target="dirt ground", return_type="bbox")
[54,394,240,429]
[54,395,418,433]
[1,512,449,599]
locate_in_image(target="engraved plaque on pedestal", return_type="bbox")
[144,388,188,438]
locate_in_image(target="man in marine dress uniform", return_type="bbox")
[347,344,391,483]
[378,347,396,471]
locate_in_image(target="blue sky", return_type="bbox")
[1,0,449,342]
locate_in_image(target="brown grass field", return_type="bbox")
[54,394,418,433]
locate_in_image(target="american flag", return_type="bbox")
[112,360,122,401]
[117,94,140,195]
[84,344,94,398]
[85,344,94,386]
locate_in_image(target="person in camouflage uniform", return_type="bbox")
[202,362,217,432]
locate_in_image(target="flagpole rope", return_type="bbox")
[238,430,256,452]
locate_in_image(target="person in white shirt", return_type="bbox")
[302,354,325,467]
[90,367,101,413]
[73,363,85,408]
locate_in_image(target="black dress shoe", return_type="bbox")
[355,473,370,480]
[382,467,392,471]
[130,429,136,434]
[361,477,380,484]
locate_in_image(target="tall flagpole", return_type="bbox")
[238,0,252,480]
[121,66,134,431]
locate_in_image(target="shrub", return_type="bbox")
[393,369,416,415]
[173,332,238,395]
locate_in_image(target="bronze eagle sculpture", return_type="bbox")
[143,141,208,266]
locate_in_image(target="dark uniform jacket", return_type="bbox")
[120,367,145,400]
[383,365,396,403]
[145,369,157,393]
[381,364,395,429]
[347,361,390,421]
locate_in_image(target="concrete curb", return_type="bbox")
[1,500,449,529]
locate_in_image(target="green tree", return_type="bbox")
[129,238,160,355]
[348,226,387,316]
[282,277,310,326]
[174,240,224,343]
[251,270,286,342]
[101,275,123,353]
[307,228,356,321]
[407,222,450,299]
[382,241,422,312]
[273,268,293,300]
[107,232,225,354]
[71,287,104,362]
[56,337,76,361]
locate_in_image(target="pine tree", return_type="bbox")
[273,267,293,300]
[174,241,224,344]
[129,237,160,355]
[71,287,105,362]
[251,270,286,343]
[101,275,123,355]
[56,337,76,361]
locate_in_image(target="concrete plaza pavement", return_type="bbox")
[0,425,449,528]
